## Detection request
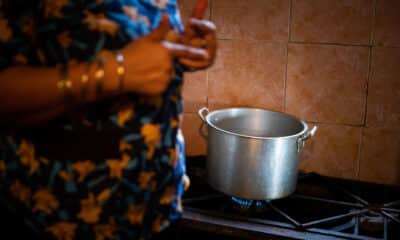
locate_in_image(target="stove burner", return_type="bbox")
[182,169,400,240]
[231,196,264,208]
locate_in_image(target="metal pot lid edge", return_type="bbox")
[204,107,309,140]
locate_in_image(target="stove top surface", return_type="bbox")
[181,156,400,240]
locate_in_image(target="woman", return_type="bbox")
[0,0,216,239]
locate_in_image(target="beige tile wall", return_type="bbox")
[178,0,400,185]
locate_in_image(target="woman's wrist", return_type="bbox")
[66,53,124,104]
[100,51,126,99]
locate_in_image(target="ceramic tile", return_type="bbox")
[299,123,361,180]
[366,47,400,127]
[359,127,400,185]
[286,44,369,125]
[290,0,373,44]
[182,71,208,113]
[373,0,400,47]
[208,40,286,111]
[212,0,290,41]
[182,113,207,156]
[178,0,211,22]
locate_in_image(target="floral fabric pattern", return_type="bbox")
[0,0,187,239]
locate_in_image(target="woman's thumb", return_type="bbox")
[148,14,171,41]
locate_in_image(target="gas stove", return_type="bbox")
[175,156,400,240]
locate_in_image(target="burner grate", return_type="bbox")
[182,172,400,240]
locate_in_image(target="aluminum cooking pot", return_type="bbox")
[198,107,317,200]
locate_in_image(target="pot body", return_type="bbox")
[199,108,316,200]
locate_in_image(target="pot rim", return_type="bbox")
[205,107,308,140]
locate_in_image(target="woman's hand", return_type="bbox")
[178,18,217,71]
[123,15,209,95]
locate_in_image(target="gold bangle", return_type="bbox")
[80,63,91,103]
[94,58,106,100]
[57,64,75,108]
[115,52,125,94]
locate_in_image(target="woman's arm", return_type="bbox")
[0,15,208,128]
[0,61,117,115]
[0,61,118,128]
[179,19,217,71]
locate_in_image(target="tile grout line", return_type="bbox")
[370,0,377,46]
[356,128,364,181]
[288,0,294,42]
[305,121,366,128]
[283,0,293,112]
[206,70,209,109]
[207,0,213,109]
[363,44,373,128]
[289,40,372,48]
[357,0,377,181]
[215,39,400,49]
[361,0,377,127]
[209,0,213,21]
[362,0,377,128]
[283,46,289,112]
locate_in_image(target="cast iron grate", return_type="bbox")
[182,172,400,240]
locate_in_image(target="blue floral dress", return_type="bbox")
[0,0,187,239]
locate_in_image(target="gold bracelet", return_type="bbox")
[94,58,106,100]
[57,64,75,108]
[115,51,125,94]
[80,63,91,103]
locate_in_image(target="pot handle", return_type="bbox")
[297,126,318,153]
[198,107,209,122]
[198,107,209,139]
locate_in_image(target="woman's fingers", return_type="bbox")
[178,58,209,70]
[148,14,171,41]
[183,174,191,191]
[187,37,208,48]
[205,33,217,57]
[187,18,216,35]
[182,18,215,43]
[177,33,217,70]
[162,41,209,60]
[191,0,208,19]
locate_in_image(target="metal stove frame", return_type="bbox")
[180,174,400,240]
